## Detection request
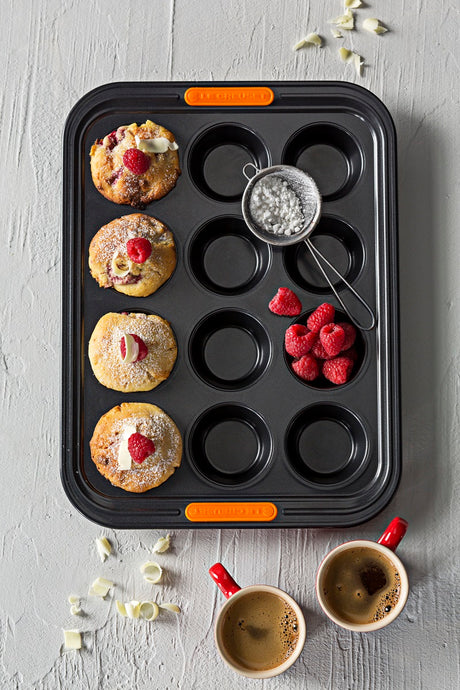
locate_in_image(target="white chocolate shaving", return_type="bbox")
[293,39,307,50]
[305,33,322,46]
[328,9,354,30]
[124,601,141,619]
[111,252,133,278]
[70,604,81,616]
[63,630,81,650]
[294,33,323,50]
[118,425,136,470]
[331,28,343,38]
[96,536,111,562]
[68,595,79,605]
[89,577,114,598]
[135,135,179,153]
[363,17,388,34]
[344,0,361,8]
[159,603,181,613]
[116,600,127,617]
[121,334,139,364]
[140,561,163,584]
[352,52,364,76]
[139,601,160,621]
[339,47,352,62]
[152,535,171,554]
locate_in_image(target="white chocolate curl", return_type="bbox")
[140,561,163,584]
[152,535,171,554]
[159,603,181,613]
[135,135,179,153]
[111,252,133,278]
[96,536,111,562]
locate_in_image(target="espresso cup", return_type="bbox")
[209,563,306,678]
[316,517,409,632]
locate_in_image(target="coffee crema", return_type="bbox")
[322,546,401,625]
[221,591,299,671]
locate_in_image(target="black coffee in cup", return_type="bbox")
[221,590,299,672]
[322,546,401,624]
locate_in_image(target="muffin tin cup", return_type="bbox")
[284,403,369,488]
[282,123,363,201]
[189,309,272,390]
[187,216,271,295]
[62,81,400,528]
[188,123,271,202]
[188,403,273,487]
[283,215,365,294]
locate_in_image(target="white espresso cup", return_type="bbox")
[316,517,409,632]
[209,563,306,678]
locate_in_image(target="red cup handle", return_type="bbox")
[377,517,408,552]
[209,562,241,599]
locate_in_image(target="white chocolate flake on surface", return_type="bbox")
[63,630,81,650]
[95,536,112,562]
[363,17,388,34]
[140,561,163,584]
[159,603,181,613]
[88,577,114,598]
[152,534,171,553]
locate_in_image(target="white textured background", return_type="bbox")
[1,1,459,688]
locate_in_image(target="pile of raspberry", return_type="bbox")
[285,302,358,385]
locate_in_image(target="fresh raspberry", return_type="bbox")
[123,148,151,174]
[127,432,156,464]
[292,354,320,381]
[269,287,302,316]
[311,338,334,360]
[307,303,335,333]
[323,356,354,385]
[127,237,152,264]
[337,322,357,351]
[120,333,148,362]
[285,325,317,358]
[320,323,345,357]
[342,347,358,363]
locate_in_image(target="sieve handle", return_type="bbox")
[304,238,376,331]
[242,162,260,181]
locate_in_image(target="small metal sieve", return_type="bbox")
[242,163,375,331]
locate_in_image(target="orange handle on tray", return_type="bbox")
[184,86,274,107]
[185,502,277,522]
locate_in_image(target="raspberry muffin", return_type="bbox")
[90,120,180,207]
[88,312,177,392]
[89,213,176,297]
[90,402,182,493]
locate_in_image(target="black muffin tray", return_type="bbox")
[62,81,400,528]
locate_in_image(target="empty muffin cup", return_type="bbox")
[285,403,369,487]
[188,124,270,202]
[283,123,363,201]
[189,309,271,390]
[188,403,273,486]
[188,216,271,295]
[283,215,364,294]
